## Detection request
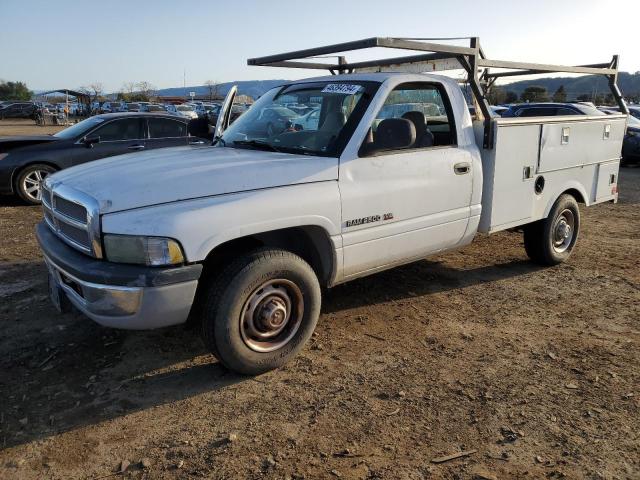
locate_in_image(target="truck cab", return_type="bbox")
[37,37,628,375]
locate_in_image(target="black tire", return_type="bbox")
[15,164,56,205]
[201,248,321,375]
[523,194,580,265]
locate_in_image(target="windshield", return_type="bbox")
[53,117,106,139]
[220,81,375,157]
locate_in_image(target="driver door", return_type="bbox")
[339,82,474,279]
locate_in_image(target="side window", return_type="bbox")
[148,118,187,138]
[518,107,556,117]
[361,83,455,155]
[92,118,143,141]
[556,107,579,116]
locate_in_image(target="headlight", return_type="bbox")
[103,234,185,266]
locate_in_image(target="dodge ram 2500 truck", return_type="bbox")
[37,38,628,374]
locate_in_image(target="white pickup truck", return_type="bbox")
[37,38,628,374]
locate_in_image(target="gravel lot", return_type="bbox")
[0,129,638,479]
[0,118,66,137]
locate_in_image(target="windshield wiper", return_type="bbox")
[233,139,281,152]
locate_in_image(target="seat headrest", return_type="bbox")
[402,111,427,130]
[375,118,416,150]
[320,111,346,132]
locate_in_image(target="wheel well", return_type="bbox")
[11,161,59,191]
[562,188,586,204]
[200,226,335,287]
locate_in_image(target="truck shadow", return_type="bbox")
[0,256,542,450]
[323,257,545,313]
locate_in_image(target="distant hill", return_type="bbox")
[500,71,640,101]
[152,72,640,103]
[155,80,289,100]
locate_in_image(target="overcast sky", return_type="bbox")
[0,0,637,92]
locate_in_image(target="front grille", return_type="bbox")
[41,183,100,257]
[54,196,87,222]
[42,187,52,207]
[58,221,90,246]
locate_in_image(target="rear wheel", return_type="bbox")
[15,164,56,205]
[201,248,321,375]
[523,194,580,265]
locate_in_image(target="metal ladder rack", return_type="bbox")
[247,37,628,148]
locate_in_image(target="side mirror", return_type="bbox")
[83,135,100,148]
[361,118,416,156]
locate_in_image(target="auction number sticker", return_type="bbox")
[321,84,362,95]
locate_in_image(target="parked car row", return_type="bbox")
[0,101,93,119]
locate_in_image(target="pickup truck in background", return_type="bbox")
[36,38,628,375]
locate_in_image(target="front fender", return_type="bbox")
[101,182,342,262]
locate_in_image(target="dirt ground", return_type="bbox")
[0,118,66,137]
[0,145,638,478]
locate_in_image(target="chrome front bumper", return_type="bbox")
[45,255,199,329]
[37,222,202,330]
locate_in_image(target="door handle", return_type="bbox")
[454,162,471,175]
[127,144,145,150]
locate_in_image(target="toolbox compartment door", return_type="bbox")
[595,161,619,202]
[538,117,626,173]
[477,122,538,232]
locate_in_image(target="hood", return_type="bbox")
[49,146,339,214]
[0,135,61,153]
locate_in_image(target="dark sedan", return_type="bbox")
[500,102,605,117]
[0,102,36,119]
[0,113,207,204]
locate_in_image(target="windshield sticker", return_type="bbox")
[321,84,362,95]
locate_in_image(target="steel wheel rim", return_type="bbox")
[240,279,304,353]
[552,209,575,253]
[22,169,50,202]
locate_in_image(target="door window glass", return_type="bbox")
[362,83,456,154]
[556,107,579,116]
[518,107,556,117]
[92,118,143,141]
[148,118,187,138]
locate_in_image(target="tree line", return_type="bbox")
[486,84,629,105]
[0,81,32,101]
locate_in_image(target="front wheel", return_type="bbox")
[201,248,321,375]
[15,164,56,205]
[523,194,580,265]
